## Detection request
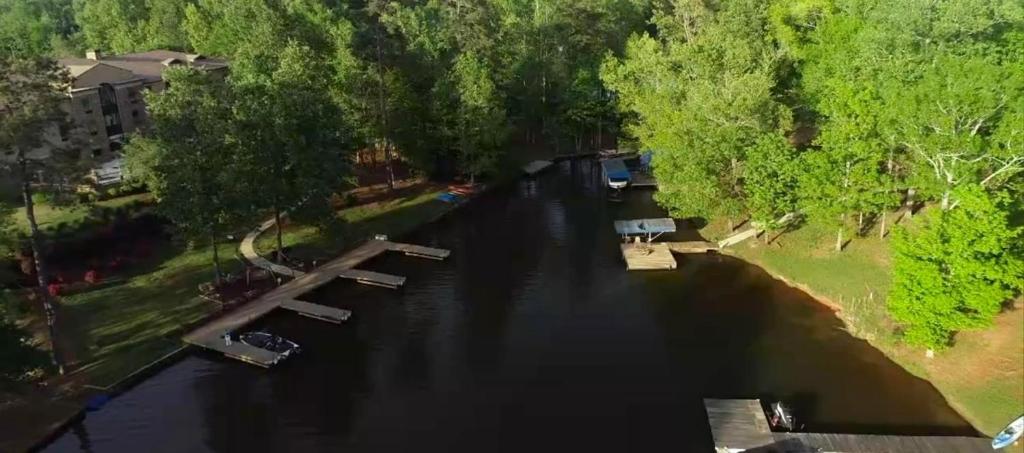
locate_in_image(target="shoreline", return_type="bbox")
[717,247,1006,439]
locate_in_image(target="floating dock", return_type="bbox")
[704,399,993,453]
[621,243,677,270]
[280,299,351,323]
[522,160,554,175]
[184,239,445,366]
[337,269,406,289]
[386,242,451,260]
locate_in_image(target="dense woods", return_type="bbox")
[1,0,1022,361]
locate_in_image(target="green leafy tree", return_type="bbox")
[125,68,248,283]
[889,185,1024,349]
[602,0,791,220]
[0,0,80,58]
[233,41,351,260]
[73,0,147,53]
[744,135,800,230]
[449,51,507,181]
[0,56,78,373]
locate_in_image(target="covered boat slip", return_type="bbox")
[615,218,679,270]
[704,399,993,453]
[601,157,632,188]
[614,217,676,241]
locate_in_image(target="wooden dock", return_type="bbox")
[280,299,351,323]
[704,399,993,453]
[705,399,775,451]
[184,239,442,366]
[630,171,657,187]
[337,269,406,289]
[522,160,554,175]
[386,242,450,260]
[667,241,719,254]
[621,243,677,270]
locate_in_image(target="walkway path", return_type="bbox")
[239,218,306,278]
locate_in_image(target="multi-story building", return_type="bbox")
[2,50,227,186]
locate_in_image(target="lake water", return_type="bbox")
[46,159,974,452]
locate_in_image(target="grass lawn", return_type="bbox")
[55,184,449,388]
[9,193,153,233]
[710,214,1024,436]
[59,241,240,387]
[254,186,449,261]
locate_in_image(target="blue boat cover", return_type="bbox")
[613,218,676,235]
[601,158,631,181]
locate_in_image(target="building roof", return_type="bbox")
[58,50,228,87]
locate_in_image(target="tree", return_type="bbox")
[73,0,147,53]
[0,0,80,58]
[125,68,248,283]
[888,185,1024,349]
[233,41,351,261]
[602,0,791,220]
[448,51,507,181]
[0,56,75,373]
[744,134,800,230]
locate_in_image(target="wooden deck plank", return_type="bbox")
[522,160,554,175]
[773,432,993,452]
[386,242,451,260]
[704,399,774,450]
[192,339,282,368]
[621,243,677,270]
[280,299,351,324]
[337,269,406,288]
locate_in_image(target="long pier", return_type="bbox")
[704,399,992,453]
[183,240,449,366]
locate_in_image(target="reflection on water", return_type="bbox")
[46,159,975,453]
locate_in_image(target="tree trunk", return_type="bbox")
[906,188,915,217]
[211,233,222,285]
[858,212,864,231]
[835,214,845,252]
[20,161,64,374]
[274,206,283,263]
[880,211,887,239]
[727,218,734,232]
[374,24,394,191]
[940,190,950,210]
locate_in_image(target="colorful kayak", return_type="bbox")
[992,415,1024,450]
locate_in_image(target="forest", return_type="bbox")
[1,0,1022,373]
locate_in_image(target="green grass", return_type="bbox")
[9,193,153,233]
[255,188,448,261]
[714,214,1024,436]
[60,241,240,387]
[56,186,449,388]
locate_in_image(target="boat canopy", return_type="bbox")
[601,158,631,181]
[614,218,676,236]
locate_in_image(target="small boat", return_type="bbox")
[766,401,796,431]
[992,415,1024,450]
[239,332,302,359]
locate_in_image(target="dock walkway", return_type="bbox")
[386,242,450,260]
[281,299,351,323]
[185,239,449,366]
[704,399,992,453]
[337,269,406,289]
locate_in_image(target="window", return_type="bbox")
[92,148,102,157]
[58,122,71,141]
[90,130,98,136]
[131,110,139,118]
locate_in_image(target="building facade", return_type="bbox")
[2,50,227,185]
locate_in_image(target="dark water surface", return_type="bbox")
[46,160,974,452]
